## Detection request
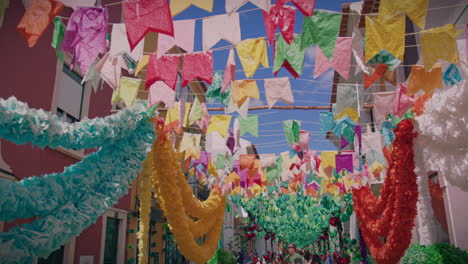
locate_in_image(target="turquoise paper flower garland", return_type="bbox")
[0,97,155,263]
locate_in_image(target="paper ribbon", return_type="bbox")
[314,37,352,80]
[236,38,269,78]
[123,0,174,50]
[225,0,270,15]
[182,52,213,87]
[365,14,405,62]
[207,115,232,138]
[231,80,260,107]
[378,0,428,29]
[170,0,213,17]
[145,54,179,90]
[264,77,294,108]
[238,115,259,137]
[273,35,306,78]
[301,10,342,58]
[407,64,443,95]
[203,13,241,51]
[263,4,296,45]
[148,81,176,108]
[420,24,461,70]
[222,48,236,92]
[112,77,142,107]
[157,19,195,57]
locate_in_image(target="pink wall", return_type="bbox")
[0,1,133,262]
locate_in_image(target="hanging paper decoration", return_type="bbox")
[368,49,401,71]
[273,35,306,78]
[282,120,301,144]
[443,64,463,86]
[123,0,174,50]
[378,0,428,29]
[335,84,358,123]
[182,52,214,87]
[319,112,334,136]
[300,10,342,58]
[380,121,395,147]
[110,23,144,62]
[407,64,443,95]
[17,0,64,48]
[188,98,203,126]
[393,84,414,118]
[137,154,152,264]
[112,77,142,107]
[96,52,125,90]
[179,132,202,157]
[82,57,102,92]
[58,0,96,9]
[148,81,176,108]
[264,77,294,108]
[299,130,310,151]
[61,6,108,75]
[135,55,150,75]
[320,151,338,170]
[314,37,352,80]
[207,115,232,138]
[206,71,231,106]
[335,154,353,173]
[226,97,250,118]
[364,64,387,89]
[222,48,236,92]
[290,0,315,17]
[157,19,195,57]
[238,115,259,137]
[236,38,269,78]
[420,24,461,70]
[352,26,369,76]
[226,0,270,14]
[263,3,296,45]
[145,54,179,90]
[196,102,211,133]
[373,91,396,123]
[203,13,241,51]
[170,0,214,17]
[231,80,260,107]
[51,17,66,62]
[365,14,405,62]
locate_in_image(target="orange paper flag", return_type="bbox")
[17,0,64,48]
[407,64,443,95]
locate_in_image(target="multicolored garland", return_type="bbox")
[352,120,418,264]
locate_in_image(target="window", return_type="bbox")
[37,246,64,264]
[103,217,120,264]
[55,65,85,123]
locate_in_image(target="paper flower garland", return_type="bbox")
[137,153,153,264]
[0,98,155,263]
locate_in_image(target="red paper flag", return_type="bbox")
[364,64,387,88]
[145,54,180,90]
[181,52,213,87]
[262,4,296,45]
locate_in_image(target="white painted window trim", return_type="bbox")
[0,141,12,175]
[99,207,128,264]
[63,237,76,264]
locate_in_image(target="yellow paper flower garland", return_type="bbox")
[137,152,153,264]
[151,126,226,264]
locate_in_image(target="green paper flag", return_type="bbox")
[188,97,203,126]
[112,77,142,107]
[282,120,301,144]
[238,115,259,137]
[266,156,282,183]
[273,35,306,78]
[216,154,225,170]
[300,10,342,58]
[206,71,231,106]
[52,17,66,62]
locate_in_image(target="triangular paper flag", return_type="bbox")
[207,115,232,138]
[112,77,142,107]
[238,115,259,137]
[273,35,305,78]
[231,80,260,107]
[222,48,236,92]
[145,54,179,90]
[182,52,213,87]
[314,37,352,80]
[157,19,195,56]
[225,0,270,15]
[263,4,295,45]
[301,10,342,58]
[236,38,269,78]
[378,0,428,29]
[203,13,241,51]
[365,14,405,62]
[420,24,461,70]
[264,77,294,108]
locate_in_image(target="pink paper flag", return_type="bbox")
[96,52,125,90]
[373,91,397,123]
[222,48,236,92]
[203,13,241,51]
[157,19,195,57]
[393,83,414,117]
[264,77,294,108]
[145,54,180,90]
[182,52,214,87]
[196,102,211,133]
[123,0,174,50]
[314,37,352,80]
[226,0,271,15]
[263,4,296,45]
[291,0,316,17]
[61,6,108,75]
[335,154,353,173]
[148,81,176,108]
[299,130,310,151]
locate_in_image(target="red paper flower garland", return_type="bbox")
[353,120,418,264]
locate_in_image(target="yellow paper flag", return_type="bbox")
[365,14,405,63]
[236,38,269,78]
[420,24,461,70]
[378,0,429,29]
[231,80,260,107]
[206,115,232,137]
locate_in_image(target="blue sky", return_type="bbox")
[173,0,350,155]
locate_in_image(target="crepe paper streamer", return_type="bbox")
[273,35,306,78]
[135,54,150,75]
[365,14,405,63]
[207,115,232,138]
[225,0,270,15]
[82,57,102,93]
[61,6,108,75]
[335,154,353,173]
[380,121,395,147]
[59,0,95,9]
[393,84,414,118]
[420,24,461,70]
[378,0,428,29]
[443,64,463,87]
[96,52,125,90]
[112,77,142,107]
[315,37,352,80]
[335,84,358,123]
[238,115,259,137]
[282,120,301,144]
[263,4,296,45]
[0,99,154,263]
[222,48,236,92]
[145,54,179,90]
[301,10,342,58]
[157,19,195,57]
[17,0,64,48]
[51,17,65,62]
[373,91,396,123]
[182,52,213,87]
[170,0,213,17]
[124,0,174,51]
[236,38,269,78]
[264,77,294,108]
[110,23,144,62]
[203,13,241,51]
[407,64,443,95]
[231,80,260,107]
[206,72,231,107]
[148,81,176,108]
[364,64,387,89]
